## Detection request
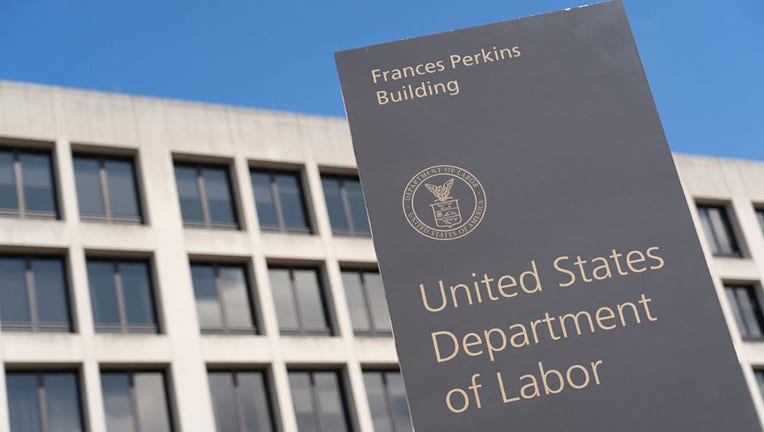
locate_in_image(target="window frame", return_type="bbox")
[251,168,313,234]
[288,370,355,432]
[174,161,240,230]
[190,262,259,335]
[321,174,370,237]
[363,369,412,432]
[100,369,175,432]
[5,369,86,432]
[724,283,764,340]
[270,265,334,336]
[696,203,743,257]
[342,268,392,337]
[0,147,59,220]
[87,257,160,334]
[207,369,279,432]
[0,254,72,333]
[73,153,143,224]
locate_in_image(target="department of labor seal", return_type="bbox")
[402,164,487,240]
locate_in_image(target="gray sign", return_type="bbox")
[335,1,760,430]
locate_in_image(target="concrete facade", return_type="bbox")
[0,79,762,430]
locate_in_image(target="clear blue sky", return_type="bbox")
[0,0,762,160]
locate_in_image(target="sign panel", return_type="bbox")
[335,1,760,430]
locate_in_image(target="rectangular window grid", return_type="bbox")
[321,175,370,236]
[0,255,71,332]
[191,262,257,334]
[73,154,143,223]
[6,370,85,432]
[697,204,742,257]
[100,370,174,432]
[288,370,354,432]
[86,258,159,334]
[363,370,412,432]
[208,370,277,432]
[725,284,764,339]
[269,266,333,336]
[174,162,239,229]
[0,148,58,219]
[342,269,392,336]
[251,168,312,233]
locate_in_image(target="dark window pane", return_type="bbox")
[7,372,42,432]
[756,370,764,406]
[251,172,279,229]
[726,285,764,338]
[757,209,764,236]
[19,153,56,213]
[105,159,140,219]
[209,373,240,432]
[276,173,308,229]
[31,258,70,327]
[314,372,351,432]
[175,165,204,223]
[101,372,137,432]
[289,373,319,432]
[134,372,173,432]
[218,266,253,329]
[345,180,370,234]
[364,273,391,333]
[203,167,236,225]
[0,257,30,324]
[191,265,223,328]
[120,261,156,327]
[293,269,328,331]
[385,373,411,432]
[697,207,717,253]
[270,269,300,331]
[74,157,105,216]
[697,205,740,256]
[322,178,348,233]
[237,372,275,432]
[0,150,18,210]
[364,372,394,432]
[88,260,119,326]
[342,272,371,333]
[45,373,84,432]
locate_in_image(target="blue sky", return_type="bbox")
[0,0,762,160]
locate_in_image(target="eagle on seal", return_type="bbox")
[425,178,455,202]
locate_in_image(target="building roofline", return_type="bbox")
[0,78,347,124]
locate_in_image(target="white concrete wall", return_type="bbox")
[0,80,762,430]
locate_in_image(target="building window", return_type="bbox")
[697,205,742,257]
[174,162,238,229]
[74,154,142,223]
[0,255,71,332]
[6,370,85,432]
[342,270,391,336]
[725,284,764,339]
[208,371,277,432]
[363,371,412,432]
[322,175,370,236]
[269,267,332,335]
[101,371,174,432]
[289,371,354,432]
[756,208,764,236]
[0,148,58,219]
[755,370,764,403]
[191,263,256,334]
[87,258,158,334]
[251,169,311,233]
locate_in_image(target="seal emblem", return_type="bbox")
[402,165,487,240]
